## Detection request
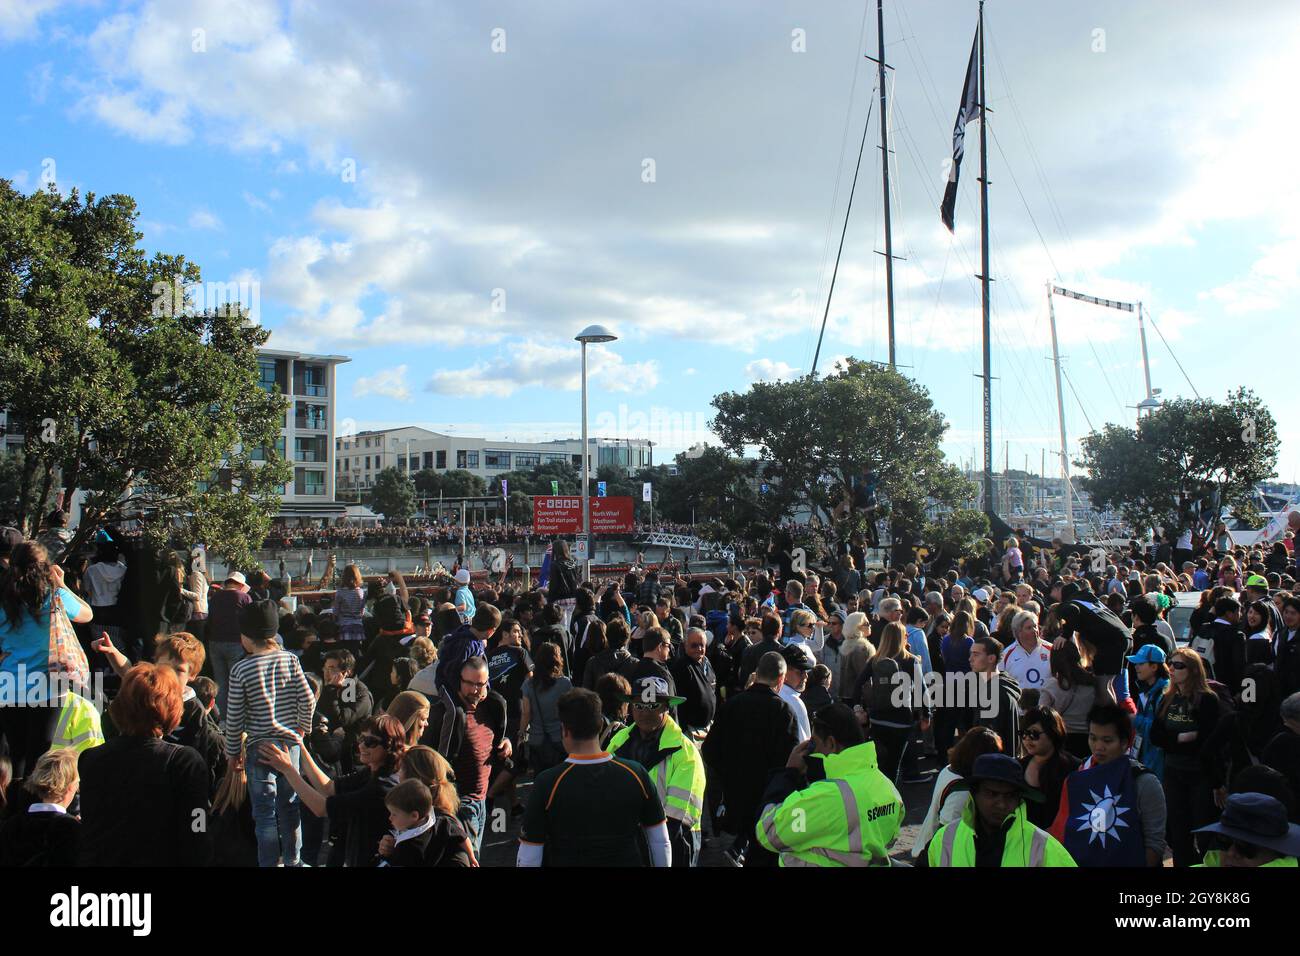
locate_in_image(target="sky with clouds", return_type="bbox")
[3,0,1298,484]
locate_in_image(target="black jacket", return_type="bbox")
[701,684,799,835]
[547,559,580,602]
[77,735,212,866]
[974,671,1022,750]
[669,655,717,730]
[0,809,80,866]
[383,812,472,867]
[317,678,375,774]
[1276,627,1300,698]
[738,637,783,690]
[583,646,633,690]
[422,683,509,768]
[166,696,225,795]
[1193,620,1247,694]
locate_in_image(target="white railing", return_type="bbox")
[637,532,735,563]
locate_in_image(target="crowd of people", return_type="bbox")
[2,507,1299,868]
[259,521,702,552]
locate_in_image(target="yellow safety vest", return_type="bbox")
[755,741,904,867]
[607,715,707,830]
[51,691,105,754]
[1196,851,1296,867]
[929,799,1076,867]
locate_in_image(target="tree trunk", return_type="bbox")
[15,445,36,536]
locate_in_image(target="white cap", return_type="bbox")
[971,588,990,603]
[225,571,247,586]
[455,568,471,585]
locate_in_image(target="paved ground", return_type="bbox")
[479,743,945,866]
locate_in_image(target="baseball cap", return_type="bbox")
[455,568,471,585]
[971,588,990,603]
[1126,644,1167,665]
[781,643,816,672]
[1245,574,1269,590]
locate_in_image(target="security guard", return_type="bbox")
[1193,793,1300,868]
[50,690,104,755]
[754,703,904,866]
[929,754,1076,867]
[607,676,708,867]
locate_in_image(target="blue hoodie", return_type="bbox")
[434,622,486,696]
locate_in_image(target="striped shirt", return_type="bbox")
[223,649,315,756]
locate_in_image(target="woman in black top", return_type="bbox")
[1149,648,1222,866]
[1018,706,1080,829]
[78,663,212,866]
[261,713,406,867]
[546,539,580,603]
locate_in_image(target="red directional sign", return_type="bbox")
[532,496,634,534]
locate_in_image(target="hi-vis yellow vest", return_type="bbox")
[756,741,904,867]
[52,692,105,754]
[929,799,1076,867]
[1196,851,1296,868]
[608,716,706,831]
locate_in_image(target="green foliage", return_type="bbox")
[0,449,55,523]
[711,358,975,540]
[1076,389,1279,535]
[0,183,289,566]
[413,468,488,498]
[371,467,416,523]
[922,508,991,562]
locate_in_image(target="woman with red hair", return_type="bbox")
[77,663,212,865]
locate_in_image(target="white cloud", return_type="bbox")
[0,0,64,41]
[188,207,221,230]
[1200,234,1300,316]
[242,191,271,213]
[745,359,800,382]
[353,364,411,402]
[426,341,660,399]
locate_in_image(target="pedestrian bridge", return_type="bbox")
[636,532,735,563]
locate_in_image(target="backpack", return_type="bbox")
[867,656,903,714]
[637,577,662,607]
[1189,628,1218,672]
[705,609,730,648]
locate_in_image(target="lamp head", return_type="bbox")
[575,324,618,344]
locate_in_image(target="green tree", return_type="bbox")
[371,467,416,523]
[413,468,487,498]
[711,358,975,544]
[0,183,289,567]
[1076,389,1279,536]
[0,449,55,523]
[922,508,991,568]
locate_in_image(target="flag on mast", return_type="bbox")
[940,24,982,232]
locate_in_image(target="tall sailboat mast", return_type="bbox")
[977,0,995,515]
[876,0,897,366]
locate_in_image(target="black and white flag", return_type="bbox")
[940,26,982,232]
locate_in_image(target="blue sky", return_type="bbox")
[3,0,1298,484]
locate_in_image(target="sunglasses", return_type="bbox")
[1215,836,1262,859]
[1170,661,1189,671]
[632,702,664,711]
[359,735,384,748]
[1020,729,1044,741]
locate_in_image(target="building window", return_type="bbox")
[295,468,326,496]
[436,450,447,469]
[257,359,278,393]
[342,458,349,471]
[294,402,327,430]
[456,450,479,469]
[301,364,326,397]
[544,454,569,465]
[295,435,326,462]
[422,451,433,470]
[484,450,511,470]
[513,452,540,468]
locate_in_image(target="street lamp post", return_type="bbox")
[576,324,618,582]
